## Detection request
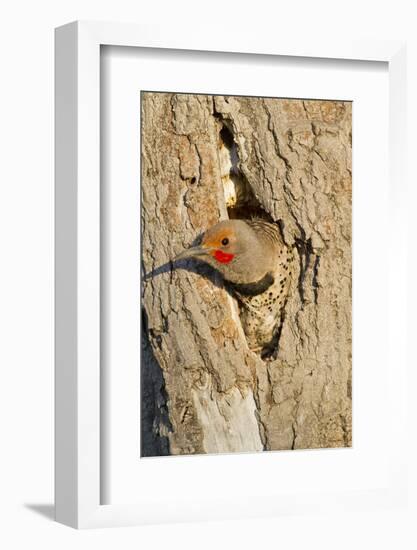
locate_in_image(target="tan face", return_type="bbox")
[201,223,237,264]
[173,220,250,272]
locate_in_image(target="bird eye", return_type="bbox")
[221,238,229,246]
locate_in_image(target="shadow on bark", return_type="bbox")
[141,308,172,457]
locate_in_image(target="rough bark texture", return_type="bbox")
[141,92,352,456]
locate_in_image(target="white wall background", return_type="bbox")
[0,1,415,548]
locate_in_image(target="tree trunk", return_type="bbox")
[141,92,352,456]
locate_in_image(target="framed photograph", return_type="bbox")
[55,21,407,528]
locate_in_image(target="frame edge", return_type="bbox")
[55,21,79,529]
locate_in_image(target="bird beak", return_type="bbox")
[173,245,211,262]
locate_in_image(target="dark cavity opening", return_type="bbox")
[218,123,274,223]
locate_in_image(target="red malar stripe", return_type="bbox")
[214,250,234,264]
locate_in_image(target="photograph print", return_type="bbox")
[141,92,352,457]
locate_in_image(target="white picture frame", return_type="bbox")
[55,21,407,529]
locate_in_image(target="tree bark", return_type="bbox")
[141,92,352,456]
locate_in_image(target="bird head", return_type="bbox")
[174,220,238,263]
[173,219,272,284]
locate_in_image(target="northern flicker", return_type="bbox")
[174,219,294,355]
